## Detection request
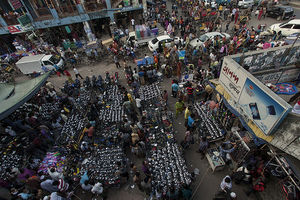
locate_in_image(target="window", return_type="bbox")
[43,61,53,66]
[281,24,293,29]
[199,35,208,42]
[292,25,300,30]
[151,38,158,44]
[49,56,59,64]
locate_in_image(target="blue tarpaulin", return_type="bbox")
[178,50,186,60]
[136,57,154,67]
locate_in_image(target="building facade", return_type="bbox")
[0,0,144,36]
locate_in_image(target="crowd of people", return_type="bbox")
[1,0,299,199]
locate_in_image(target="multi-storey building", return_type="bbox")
[0,0,145,53]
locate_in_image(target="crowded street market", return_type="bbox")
[0,0,300,199]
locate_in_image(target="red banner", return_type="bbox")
[10,0,22,10]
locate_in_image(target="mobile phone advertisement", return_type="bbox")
[238,78,286,134]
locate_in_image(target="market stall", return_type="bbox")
[194,102,225,142]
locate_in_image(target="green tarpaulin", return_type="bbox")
[0,72,50,120]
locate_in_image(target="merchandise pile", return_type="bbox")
[194,102,224,142]
[56,113,86,145]
[142,82,191,192]
[38,102,60,120]
[148,143,191,193]
[138,83,162,101]
[38,152,66,174]
[74,89,91,111]
[80,146,124,185]
[98,85,124,123]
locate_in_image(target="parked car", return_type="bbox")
[267,19,300,36]
[189,32,231,49]
[148,35,181,52]
[266,5,295,20]
[204,0,217,8]
[238,0,254,8]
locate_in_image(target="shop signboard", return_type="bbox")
[218,57,247,101]
[219,57,292,135]
[7,25,25,34]
[10,0,22,10]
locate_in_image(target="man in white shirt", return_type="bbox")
[73,67,83,79]
[220,175,232,192]
[47,168,64,181]
[135,96,142,115]
[131,18,135,30]
[91,182,103,194]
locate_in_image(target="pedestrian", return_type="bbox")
[231,8,236,22]
[220,175,232,193]
[181,184,192,200]
[40,179,59,193]
[186,84,194,104]
[225,21,230,33]
[63,70,74,83]
[91,182,103,194]
[187,113,195,131]
[131,18,135,30]
[47,168,63,181]
[163,90,169,106]
[133,172,142,190]
[197,137,208,159]
[81,180,93,192]
[114,55,121,68]
[141,177,152,195]
[184,106,191,127]
[258,7,263,20]
[175,99,185,118]
[171,81,179,98]
[234,9,239,24]
[73,66,83,79]
[135,95,142,115]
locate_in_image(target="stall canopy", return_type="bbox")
[0,72,50,120]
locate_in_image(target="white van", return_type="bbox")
[16,54,64,74]
[268,19,300,36]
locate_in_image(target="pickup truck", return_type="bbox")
[16,54,64,75]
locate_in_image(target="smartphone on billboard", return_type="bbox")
[249,103,261,120]
[267,105,276,115]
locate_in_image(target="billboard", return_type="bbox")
[218,57,247,100]
[238,78,286,134]
[219,57,292,135]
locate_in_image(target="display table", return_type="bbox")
[206,148,225,172]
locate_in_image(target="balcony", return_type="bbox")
[56,3,79,18]
[84,0,107,12]
[2,13,20,26]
